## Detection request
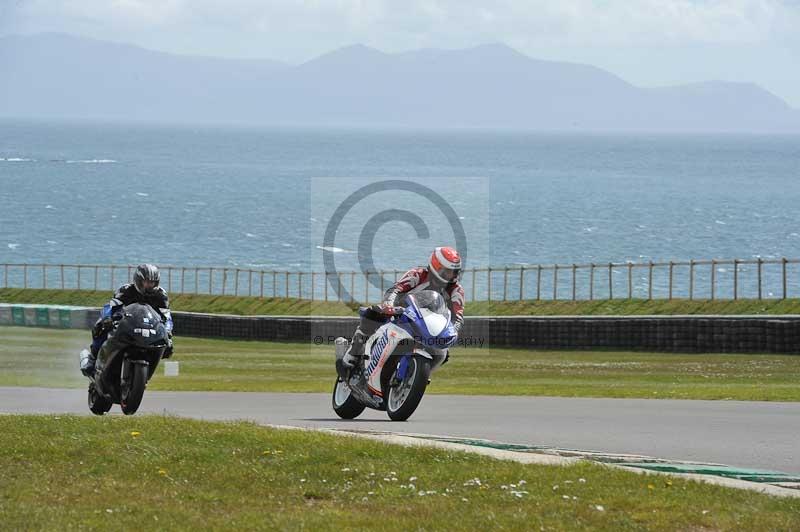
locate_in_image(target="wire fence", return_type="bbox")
[1,258,798,303]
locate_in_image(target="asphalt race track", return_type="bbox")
[2,386,798,475]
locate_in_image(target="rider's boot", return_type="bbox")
[343,329,366,367]
[80,344,99,378]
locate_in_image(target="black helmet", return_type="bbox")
[133,264,160,295]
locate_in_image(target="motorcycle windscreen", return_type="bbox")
[408,291,452,340]
[420,310,448,336]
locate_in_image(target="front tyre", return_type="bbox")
[386,356,431,421]
[120,363,148,415]
[88,382,112,416]
[332,377,366,419]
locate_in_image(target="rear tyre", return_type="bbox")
[332,378,366,419]
[386,356,431,421]
[88,382,112,416]
[120,363,148,415]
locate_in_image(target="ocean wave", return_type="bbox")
[66,159,117,164]
[0,157,35,162]
[316,245,351,253]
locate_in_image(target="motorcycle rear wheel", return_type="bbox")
[386,356,431,421]
[332,377,366,419]
[88,382,112,416]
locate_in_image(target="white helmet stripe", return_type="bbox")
[435,247,459,269]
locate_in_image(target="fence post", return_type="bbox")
[668,261,674,300]
[471,268,476,302]
[572,264,577,301]
[110,265,115,290]
[536,266,542,301]
[235,269,240,296]
[23,264,27,289]
[195,268,199,294]
[77,266,81,290]
[298,272,303,299]
[780,257,787,299]
[272,271,277,297]
[209,268,213,294]
[42,265,47,289]
[627,262,632,300]
[181,267,186,294]
[607,263,613,300]
[648,261,653,300]
[757,258,763,300]
[3,264,7,288]
[365,272,369,302]
[222,269,227,295]
[60,264,64,289]
[503,267,509,301]
[589,263,595,300]
[380,271,385,296]
[285,271,289,298]
[519,266,524,301]
[689,260,694,300]
[260,271,264,299]
[711,261,716,300]
[488,268,492,301]
[553,265,558,300]
[733,259,739,300]
[350,272,355,303]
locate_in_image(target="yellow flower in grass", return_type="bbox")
[130,431,141,438]
[158,469,167,476]
[262,450,283,456]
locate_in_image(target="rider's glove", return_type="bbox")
[371,303,403,316]
[92,318,113,338]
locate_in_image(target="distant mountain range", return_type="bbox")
[2,33,798,132]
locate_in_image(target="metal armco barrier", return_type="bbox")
[2,304,798,354]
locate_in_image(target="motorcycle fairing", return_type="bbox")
[365,323,414,395]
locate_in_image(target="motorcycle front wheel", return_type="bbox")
[332,377,366,419]
[120,363,148,415]
[386,356,431,421]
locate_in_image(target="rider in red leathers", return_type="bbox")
[340,247,465,384]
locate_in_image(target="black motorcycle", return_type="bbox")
[87,303,169,416]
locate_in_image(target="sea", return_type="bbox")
[1,119,798,298]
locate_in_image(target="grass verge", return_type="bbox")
[2,327,799,400]
[0,415,798,530]
[2,288,800,316]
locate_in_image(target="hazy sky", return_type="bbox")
[3,0,800,107]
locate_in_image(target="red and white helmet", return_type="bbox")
[428,246,461,284]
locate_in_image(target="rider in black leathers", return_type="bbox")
[81,264,173,377]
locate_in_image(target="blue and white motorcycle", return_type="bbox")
[333,290,457,421]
